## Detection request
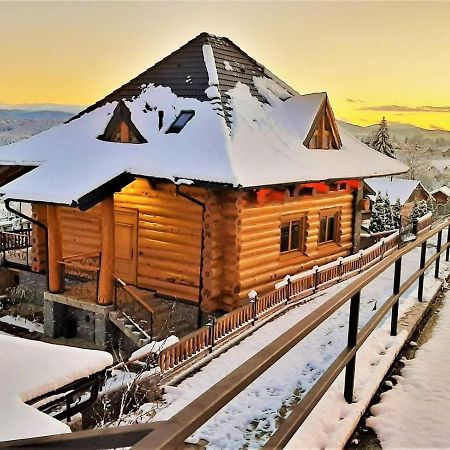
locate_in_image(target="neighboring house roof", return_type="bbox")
[431,186,450,198]
[365,177,432,205]
[0,33,408,207]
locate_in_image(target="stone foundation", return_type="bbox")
[43,292,116,350]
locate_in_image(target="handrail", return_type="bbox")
[114,277,155,316]
[62,251,102,263]
[59,261,100,274]
[134,219,450,449]
[114,276,154,340]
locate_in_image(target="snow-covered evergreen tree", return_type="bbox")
[370,192,386,233]
[411,200,428,221]
[383,193,395,230]
[392,198,401,229]
[371,117,395,158]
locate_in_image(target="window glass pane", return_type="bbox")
[290,221,300,250]
[280,223,290,252]
[327,215,336,242]
[319,217,327,243]
[174,112,193,128]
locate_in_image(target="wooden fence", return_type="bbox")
[158,221,427,373]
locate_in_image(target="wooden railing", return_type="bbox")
[59,252,101,299]
[0,226,32,268]
[114,277,154,340]
[416,212,433,234]
[157,232,400,372]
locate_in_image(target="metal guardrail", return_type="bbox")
[2,219,446,450]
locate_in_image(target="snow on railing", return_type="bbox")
[416,212,433,234]
[158,231,402,373]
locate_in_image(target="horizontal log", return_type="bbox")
[138,277,198,301]
[139,229,200,249]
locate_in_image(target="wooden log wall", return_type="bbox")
[225,188,355,310]
[31,204,47,273]
[115,178,204,302]
[202,190,242,312]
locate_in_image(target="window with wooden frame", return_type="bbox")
[318,209,340,244]
[280,216,306,254]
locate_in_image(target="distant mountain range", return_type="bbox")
[338,120,450,144]
[0,102,84,115]
[1,104,449,148]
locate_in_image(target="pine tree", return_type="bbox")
[383,193,394,230]
[371,117,395,158]
[392,198,401,229]
[411,200,428,221]
[370,192,386,233]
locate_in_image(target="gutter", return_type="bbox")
[5,199,49,289]
[175,184,206,329]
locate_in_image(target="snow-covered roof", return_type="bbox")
[365,177,432,205]
[0,334,112,441]
[0,33,407,206]
[431,186,450,198]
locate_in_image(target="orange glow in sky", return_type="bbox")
[1,1,449,131]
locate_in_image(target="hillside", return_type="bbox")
[0,108,73,147]
[338,120,450,144]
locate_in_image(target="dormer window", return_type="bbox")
[98,100,147,144]
[304,95,341,150]
[166,111,195,134]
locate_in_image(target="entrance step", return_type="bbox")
[109,310,152,348]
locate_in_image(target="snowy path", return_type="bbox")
[128,233,448,449]
[366,289,450,448]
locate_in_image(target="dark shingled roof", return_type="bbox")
[70,32,297,125]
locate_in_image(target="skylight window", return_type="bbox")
[166,111,195,134]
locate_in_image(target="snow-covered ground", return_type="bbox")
[0,335,113,442]
[366,288,450,448]
[0,314,44,333]
[120,232,449,449]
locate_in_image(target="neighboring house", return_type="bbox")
[364,177,433,218]
[431,186,450,204]
[0,33,407,346]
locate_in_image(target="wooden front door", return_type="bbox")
[114,208,138,284]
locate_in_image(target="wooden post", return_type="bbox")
[47,205,63,293]
[97,197,115,305]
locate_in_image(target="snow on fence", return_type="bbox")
[416,212,433,234]
[157,231,401,373]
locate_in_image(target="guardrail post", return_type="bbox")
[446,225,450,262]
[207,319,215,353]
[286,278,291,305]
[417,241,427,302]
[435,230,442,278]
[344,291,360,403]
[313,267,319,292]
[391,257,402,336]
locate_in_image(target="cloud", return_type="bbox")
[359,104,450,113]
[346,98,365,103]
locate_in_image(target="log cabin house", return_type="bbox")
[364,177,433,219]
[0,33,407,346]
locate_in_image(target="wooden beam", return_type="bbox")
[47,205,63,293]
[97,197,115,305]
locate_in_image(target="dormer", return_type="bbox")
[304,94,341,150]
[98,100,147,144]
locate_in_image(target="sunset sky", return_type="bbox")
[1,1,449,131]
